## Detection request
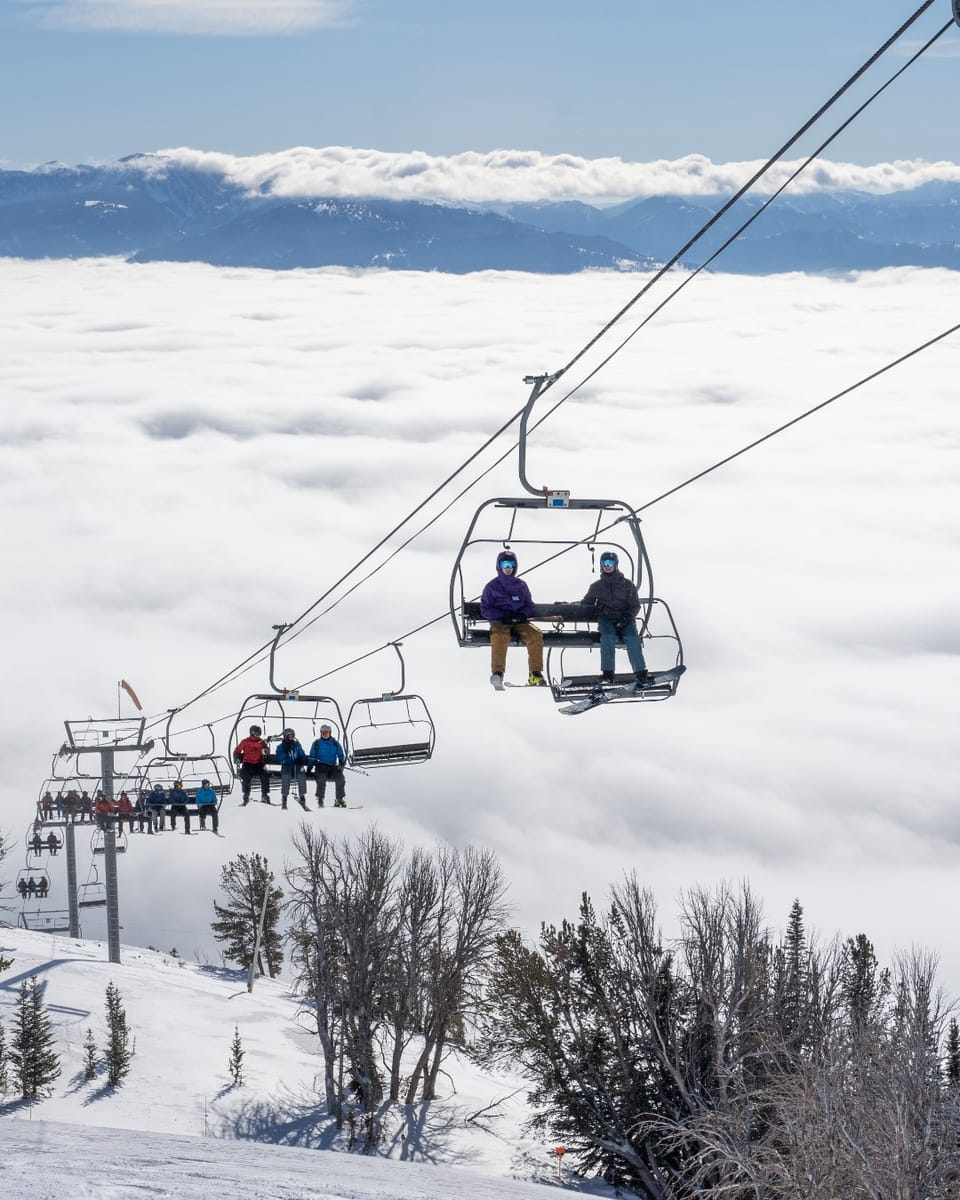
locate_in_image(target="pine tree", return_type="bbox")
[9,976,61,1100]
[228,1025,245,1087]
[104,981,132,1087]
[211,853,284,977]
[0,1019,8,1096]
[944,1018,960,1085]
[83,1028,99,1081]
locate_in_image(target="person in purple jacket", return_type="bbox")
[480,551,546,690]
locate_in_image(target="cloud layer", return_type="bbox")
[1,257,959,991]
[139,146,960,204]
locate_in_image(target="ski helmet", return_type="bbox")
[250,724,262,735]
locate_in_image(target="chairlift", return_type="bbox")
[449,373,683,702]
[345,643,436,769]
[228,624,347,785]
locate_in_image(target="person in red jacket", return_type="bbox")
[94,792,116,830]
[233,724,272,806]
[116,790,135,832]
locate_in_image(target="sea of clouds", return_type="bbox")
[1,256,958,991]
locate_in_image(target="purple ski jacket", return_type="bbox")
[480,555,534,622]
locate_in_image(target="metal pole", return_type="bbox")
[65,820,79,938]
[246,881,270,992]
[100,747,121,965]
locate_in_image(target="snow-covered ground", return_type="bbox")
[0,925,591,1198]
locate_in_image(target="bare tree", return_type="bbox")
[406,844,508,1102]
[286,825,402,1118]
[285,825,341,1114]
[384,847,441,1102]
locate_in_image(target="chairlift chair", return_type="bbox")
[19,910,72,934]
[345,644,436,769]
[78,866,108,909]
[91,827,129,855]
[450,373,683,703]
[16,865,52,901]
[228,624,348,785]
[137,714,234,804]
[37,775,102,825]
[25,825,62,855]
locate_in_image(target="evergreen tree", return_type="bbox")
[0,1019,8,1096]
[944,1017,960,1085]
[211,853,284,977]
[82,1028,99,1081]
[228,1026,245,1087]
[9,976,61,1100]
[104,980,132,1087]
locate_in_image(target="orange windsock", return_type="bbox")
[119,679,143,712]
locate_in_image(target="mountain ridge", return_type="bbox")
[1,153,958,274]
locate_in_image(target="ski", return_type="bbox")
[558,666,686,715]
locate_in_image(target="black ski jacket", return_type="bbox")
[582,569,641,622]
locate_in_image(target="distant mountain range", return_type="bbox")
[1,154,958,274]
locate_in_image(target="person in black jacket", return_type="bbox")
[583,551,651,690]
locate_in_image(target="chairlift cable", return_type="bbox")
[538,0,941,396]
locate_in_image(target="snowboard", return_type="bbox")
[558,665,686,716]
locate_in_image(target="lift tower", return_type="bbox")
[60,717,153,964]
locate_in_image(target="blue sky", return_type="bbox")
[1,0,958,169]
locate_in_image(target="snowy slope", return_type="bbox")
[0,926,586,1198]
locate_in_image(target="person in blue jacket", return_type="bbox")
[309,724,347,807]
[479,551,545,690]
[194,779,220,834]
[146,783,168,831]
[276,728,309,810]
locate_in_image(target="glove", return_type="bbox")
[508,611,528,625]
[614,619,628,636]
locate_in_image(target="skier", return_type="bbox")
[233,724,272,805]
[275,729,309,810]
[480,551,545,690]
[168,780,192,834]
[94,792,115,830]
[309,724,347,808]
[194,778,220,833]
[146,783,168,831]
[116,790,135,832]
[582,551,651,690]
